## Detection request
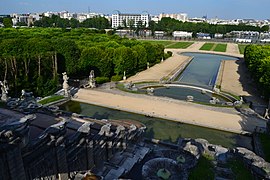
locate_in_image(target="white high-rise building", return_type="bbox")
[111,11,150,28]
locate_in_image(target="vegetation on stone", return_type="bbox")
[188,153,215,180]
[259,133,270,162]
[227,158,253,180]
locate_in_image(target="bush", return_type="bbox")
[111,75,122,81]
[96,76,110,84]
[167,51,173,57]
[164,51,173,60]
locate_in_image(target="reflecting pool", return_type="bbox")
[60,101,252,150]
[176,52,239,88]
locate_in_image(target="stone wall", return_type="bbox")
[0,114,145,180]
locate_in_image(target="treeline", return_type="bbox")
[33,15,110,29]
[244,45,270,97]
[0,28,170,97]
[148,17,269,36]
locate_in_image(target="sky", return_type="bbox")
[0,0,269,20]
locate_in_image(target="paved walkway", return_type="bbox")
[126,49,191,83]
[226,43,240,54]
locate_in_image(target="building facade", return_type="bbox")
[112,11,150,28]
[159,13,188,22]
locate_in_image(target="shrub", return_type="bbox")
[111,75,122,81]
[167,51,173,57]
[96,76,110,84]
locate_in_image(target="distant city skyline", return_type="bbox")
[1,0,270,20]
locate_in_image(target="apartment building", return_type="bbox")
[112,11,150,28]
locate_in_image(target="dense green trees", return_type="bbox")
[3,18,13,28]
[149,17,269,36]
[0,28,170,97]
[244,45,270,97]
[33,15,110,29]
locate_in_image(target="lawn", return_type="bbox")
[139,40,175,47]
[238,44,248,54]
[259,133,270,162]
[166,41,194,49]
[213,44,227,52]
[189,153,215,180]
[38,95,65,105]
[199,43,215,51]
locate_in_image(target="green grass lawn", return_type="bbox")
[189,154,215,180]
[199,43,215,51]
[38,95,65,105]
[238,44,248,54]
[166,41,194,49]
[139,40,175,47]
[213,44,227,52]
[259,133,270,162]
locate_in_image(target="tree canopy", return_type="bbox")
[244,45,270,97]
[0,28,171,97]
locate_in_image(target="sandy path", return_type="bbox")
[221,60,250,96]
[221,60,266,105]
[126,49,190,82]
[74,89,266,133]
[186,41,205,50]
[226,43,240,54]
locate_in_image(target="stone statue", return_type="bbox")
[62,72,70,97]
[147,62,150,69]
[123,71,126,80]
[88,70,96,88]
[0,80,9,102]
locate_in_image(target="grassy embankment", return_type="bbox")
[139,40,194,49]
[238,44,248,54]
[138,40,175,47]
[213,44,227,52]
[166,42,194,49]
[38,95,65,105]
[199,43,215,51]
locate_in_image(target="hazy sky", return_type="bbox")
[1,0,269,20]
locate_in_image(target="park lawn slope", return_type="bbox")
[38,95,65,105]
[238,44,248,54]
[199,43,215,51]
[213,44,227,52]
[166,42,194,49]
[139,40,175,47]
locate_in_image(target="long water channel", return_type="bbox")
[176,52,239,88]
[60,53,250,149]
[60,101,252,150]
[153,52,239,103]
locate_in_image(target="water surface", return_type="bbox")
[177,52,239,88]
[60,101,252,149]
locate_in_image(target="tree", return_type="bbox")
[113,47,137,76]
[132,45,147,71]
[16,22,27,26]
[3,18,12,28]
